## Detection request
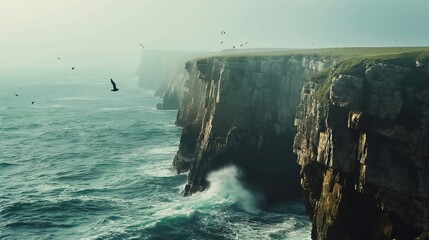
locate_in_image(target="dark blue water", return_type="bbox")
[0,78,311,239]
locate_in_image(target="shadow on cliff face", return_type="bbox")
[235,151,302,204]
[205,130,303,204]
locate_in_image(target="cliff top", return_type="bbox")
[192,47,429,101]
[197,47,429,62]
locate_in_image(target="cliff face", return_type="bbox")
[174,55,334,201]
[294,59,429,239]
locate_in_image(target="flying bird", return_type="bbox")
[233,46,236,49]
[15,93,19,96]
[245,42,248,45]
[31,101,35,105]
[221,31,226,35]
[220,41,224,44]
[57,57,61,60]
[138,44,144,48]
[110,79,119,92]
[71,67,75,70]
[240,44,243,47]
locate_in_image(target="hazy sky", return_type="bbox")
[1,0,429,71]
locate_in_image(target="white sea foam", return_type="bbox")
[138,162,173,177]
[152,204,196,219]
[115,164,310,239]
[147,146,178,155]
[148,165,263,224]
[80,227,127,240]
[227,217,312,240]
[35,184,56,193]
[204,165,263,214]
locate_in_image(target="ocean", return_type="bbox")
[0,77,311,240]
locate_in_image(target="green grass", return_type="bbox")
[314,49,429,101]
[313,68,333,101]
[194,47,429,62]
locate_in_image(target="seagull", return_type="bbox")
[31,101,35,105]
[110,79,119,92]
[138,43,144,48]
[71,67,75,70]
[15,93,19,96]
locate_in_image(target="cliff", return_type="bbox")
[136,49,208,94]
[294,51,429,239]
[174,53,335,201]
[173,48,429,239]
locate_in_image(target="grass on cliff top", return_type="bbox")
[311,48,429,102]
[196,47,429,63]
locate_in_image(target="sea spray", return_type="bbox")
[150,165,263,228]
[205,165,263,214]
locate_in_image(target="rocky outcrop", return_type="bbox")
[294,59,429,239]
[174,55,335,201]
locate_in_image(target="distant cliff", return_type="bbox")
[137,49,208,95]
[172,48,429,239]
[156,71,188,110]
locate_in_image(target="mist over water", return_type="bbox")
[0,79,311,239]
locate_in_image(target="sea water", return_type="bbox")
[0,78,311,239]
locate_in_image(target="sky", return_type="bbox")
[0,0,428,76]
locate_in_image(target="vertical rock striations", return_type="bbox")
[294,56,429,239]
[174,55,334,201]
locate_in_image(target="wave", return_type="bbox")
[138,164,174,178]
[4,221,74,229]
[204,165,263,214]
[144,166,263,232]
[0,162,18,167]
[1,198,116,216]
[147,146,178,155]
